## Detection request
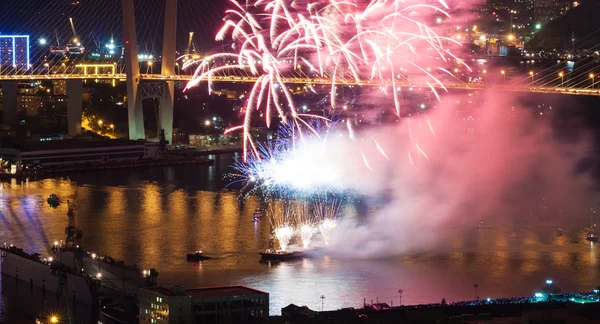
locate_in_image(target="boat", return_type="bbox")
[252,209,263,222]
[586,212,598,242]
[186,251,211,261]
[507,232,519,238]
[259,249,305,260]
[47,194,60,207]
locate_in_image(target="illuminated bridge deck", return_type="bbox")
[0,74,599,96]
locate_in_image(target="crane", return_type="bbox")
[186,32,195,55]
[69,17,79,44]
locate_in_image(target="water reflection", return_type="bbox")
[0,159,599,316]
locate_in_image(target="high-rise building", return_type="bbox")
[0,36,30,70]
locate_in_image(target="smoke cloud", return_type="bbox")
[314,91,597,257]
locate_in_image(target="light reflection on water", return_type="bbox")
[0,155,598,316]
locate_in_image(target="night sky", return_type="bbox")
[0,0,228,56]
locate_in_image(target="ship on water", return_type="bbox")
[1,196,159,306]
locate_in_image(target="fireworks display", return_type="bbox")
[187,0,462,161]
[187,0,463,252]
[269,197,341,251]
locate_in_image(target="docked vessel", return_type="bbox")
[556,228,564,237]
[186,251,211,261]
[259,249,305,260]
[3,195,159,304]
[0,245,98,305]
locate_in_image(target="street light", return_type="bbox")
[320,295,326,311]
[39,38,47,45]
[98,120,103,127]
[559,72,564,86]
[398,289,403,306]
[110,124,114,131]
[590,73,595,88]
[204,120,211,126]
[545,279,553,293]
[529,71,534,85]
[501,70,505,84]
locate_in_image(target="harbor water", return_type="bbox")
[0,153,599,320]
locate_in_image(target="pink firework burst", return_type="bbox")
[186,0,466,160]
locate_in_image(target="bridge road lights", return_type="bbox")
[175,62,180,75]
[501,70,505,84]
[590,73,595,88]
[61,63,66,74]
[453,68,459,81]
[559,72,564,87]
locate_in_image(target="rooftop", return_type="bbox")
[144,285,268,299]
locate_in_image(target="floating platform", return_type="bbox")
[259,250,306,261]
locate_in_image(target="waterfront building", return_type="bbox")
[0,139,161,167]
[139,285,269,324]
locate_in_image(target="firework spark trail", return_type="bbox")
[270,200,298,250]
[186,0,461,161]
[314,196,341,244]
[275,225,294,251]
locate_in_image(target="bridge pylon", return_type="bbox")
[159,0,177,145]
[122,0,144,140]
[122,0,177,142]
[1,81,17,127]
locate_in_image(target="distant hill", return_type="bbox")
[528,0,600,51]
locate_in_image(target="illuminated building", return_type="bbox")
[139,285,269,324]
[0,140,161,167]
[0,35,30,70]
[535,0,560,23]
[53,80,67,95]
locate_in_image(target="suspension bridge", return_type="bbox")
[1,0,599,143]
